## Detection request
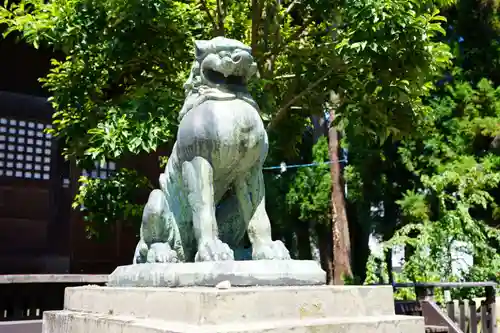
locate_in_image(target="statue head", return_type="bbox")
[184,37,258,93]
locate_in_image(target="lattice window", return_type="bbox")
[82,161,116,179]
[78,161,117,210]
[62,178,71,188]
[0,117,52,180]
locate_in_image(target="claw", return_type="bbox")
[252,240,291,260]
[195,238,235,262]
[148,242,179,263]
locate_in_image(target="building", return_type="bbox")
[0,32,157,274]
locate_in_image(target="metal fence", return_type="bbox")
[0,274,107,333]
[394,281,498,333]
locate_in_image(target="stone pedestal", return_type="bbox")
[42,262,424,333]
[108,260,326,288]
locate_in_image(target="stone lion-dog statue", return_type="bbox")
[133,37,291,263]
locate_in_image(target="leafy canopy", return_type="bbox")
[286,136,332,224]
[365,77,500,294]
[0,0,200,168]
[0,0,453,240]
[0,0,202,230]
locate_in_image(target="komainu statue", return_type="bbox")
[133,37,291,263]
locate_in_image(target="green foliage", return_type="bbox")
[0,0,199,165]
[286,137,332,223]
[0,0,456,248]
[0,0,201,233]
[364,255,390,284]
[334,0,452,141]
[366,77,500,290]
[73,168,152,239]
[262,0,454,272]
[444,0,500,85]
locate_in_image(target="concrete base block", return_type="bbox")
[63,285,397,324]
[43,285,425,333]
[107,260,326,288]
[43,310,425,333]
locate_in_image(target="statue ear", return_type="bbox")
[194,40,210,59]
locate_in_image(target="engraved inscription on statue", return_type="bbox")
[133,37,291,264]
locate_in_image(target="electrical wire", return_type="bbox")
[262,159,348,171]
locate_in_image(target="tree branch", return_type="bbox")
[251,0,260,53]
[198,0,218,36]
[266,0,283,77]
[287,17,313,42]
[266,68,333,131]
[273,0,299,30]
[283,0,298,19]
[216,0,225,35]
[262,16,312,68]
[251,0,266,76]
[263,2,276,53]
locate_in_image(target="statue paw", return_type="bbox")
[133,241,149,264]
[147,242,179,263]
[195,238,235,262]
[252,240,291,260]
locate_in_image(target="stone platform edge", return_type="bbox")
[107,260,326,287]
[43,311,425,333]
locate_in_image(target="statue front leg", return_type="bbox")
[133,239,149,264]
[234,165,291,260]
[134,189,180,264]
[182,156,234,261]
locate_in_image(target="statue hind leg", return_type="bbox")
[133,188,185,263]
[233,164,291,260]
[181,156,234,261]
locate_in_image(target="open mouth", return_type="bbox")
[203,69,246,87]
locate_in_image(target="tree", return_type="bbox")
[0,0,202,233]
[1,0,453,282]
[1,0,199,162]
[286,136,333,277]
[321,0,452,283]
[362,0,500,292]
[442,0,500,85]
[366,78,500,297]
[327,93,352,284]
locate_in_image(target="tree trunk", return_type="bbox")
[315,221,333,284]
[295,220,312,260]
[347,201,370,284]
[328,104,352,285]
[310,114,333,283]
